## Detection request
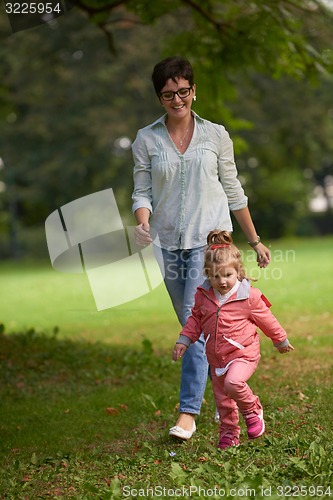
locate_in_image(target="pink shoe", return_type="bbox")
[218,432,240,450]
[245,410,265,439]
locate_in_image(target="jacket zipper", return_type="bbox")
[214,305,223,366]
[200,288,243,366]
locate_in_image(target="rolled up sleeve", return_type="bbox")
[131,132,153,214]
[217,127,248,211]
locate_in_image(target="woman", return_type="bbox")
[131,56,270,440]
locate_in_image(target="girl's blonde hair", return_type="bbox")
[204,230,247,281]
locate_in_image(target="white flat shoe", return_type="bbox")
[169,421,196,440]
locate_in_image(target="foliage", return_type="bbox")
[0,322,332,498]
[76,0,333,75]
[74,0,333,123]
[1,1,333,256]
[231,74,333,238]
[0,10,161,224]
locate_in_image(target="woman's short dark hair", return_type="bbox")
[151,56,194,96]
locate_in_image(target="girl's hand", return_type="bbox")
[277,343,295,354]
[254,242,271,268]
[172,343,187,361]
[134,223,152,246]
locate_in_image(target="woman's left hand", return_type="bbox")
[254,242,270,268]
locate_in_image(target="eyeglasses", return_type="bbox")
[159,87,193,101]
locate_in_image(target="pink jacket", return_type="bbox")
[178,279,288,369]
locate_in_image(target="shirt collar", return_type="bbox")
[150,110,203,128]
[213,279,241,304]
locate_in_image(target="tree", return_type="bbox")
[0,9,167,256]
[72,0,333,112]
[0,0,333,256]
[229,73,333,238]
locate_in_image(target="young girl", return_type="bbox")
[172,230,294,449]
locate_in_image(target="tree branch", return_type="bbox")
[72,0,127,15]
[181,0,234,33]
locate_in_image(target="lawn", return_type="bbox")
[0,236,332,499]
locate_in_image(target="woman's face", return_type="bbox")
[159,77,196,120]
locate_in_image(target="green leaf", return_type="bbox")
[170,462,186,483]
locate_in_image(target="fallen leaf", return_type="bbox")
[297,391,307,400]
[105,407,119,415]
[115,474,127,480]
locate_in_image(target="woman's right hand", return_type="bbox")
[134,223,152,246]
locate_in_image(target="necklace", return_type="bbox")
[166,117,192,148]
[179,128,189,147]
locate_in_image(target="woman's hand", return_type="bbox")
[172,343,187,361]
[231,208,270,268]
[134,222,152,246]
[254,242,271,268]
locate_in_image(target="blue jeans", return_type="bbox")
[157,246,209,415]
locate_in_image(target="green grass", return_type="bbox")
[0,236,332,499]
[0,257,179,349]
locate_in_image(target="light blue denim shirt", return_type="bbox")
[132,112,248,250]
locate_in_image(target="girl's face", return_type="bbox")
[206,263,238,295]
[159,77,196,120]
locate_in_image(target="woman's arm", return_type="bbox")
[232,206,270,268]
[134,207,152,245]
[135,207,150,226]
[215,126,270,268]
[132,130,154,246]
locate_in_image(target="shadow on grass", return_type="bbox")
[0,325,178,463]
[1,325,333,498]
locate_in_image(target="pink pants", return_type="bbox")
[211,357,262,438]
